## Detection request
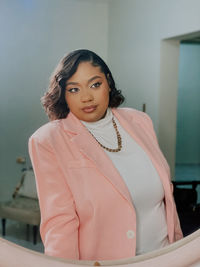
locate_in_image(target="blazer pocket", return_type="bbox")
[67,159,94,169]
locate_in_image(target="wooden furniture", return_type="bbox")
[0,170,40,244]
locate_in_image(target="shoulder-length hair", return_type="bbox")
[41,49,125,120]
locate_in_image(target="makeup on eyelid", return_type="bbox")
[67,81,102,94]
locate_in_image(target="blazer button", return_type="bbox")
[126,230,135,239]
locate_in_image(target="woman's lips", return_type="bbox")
[82,105,97,113]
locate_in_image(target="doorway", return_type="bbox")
[159,31,200,178]
[175,40,200,202]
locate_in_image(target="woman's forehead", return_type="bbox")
[68,62,104,82]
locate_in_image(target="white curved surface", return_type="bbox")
[0,229,200,267]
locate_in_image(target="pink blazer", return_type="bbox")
[28,108,183,261]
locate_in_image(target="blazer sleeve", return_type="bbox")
[28,136,80,259]
[170,182,184,241]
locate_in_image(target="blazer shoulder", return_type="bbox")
[29,119,62,145]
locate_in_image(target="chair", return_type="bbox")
[0,169,40,244]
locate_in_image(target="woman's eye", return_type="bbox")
[91,82,102,88]
[67,88,79,93]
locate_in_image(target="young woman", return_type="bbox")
[29,49,183,261]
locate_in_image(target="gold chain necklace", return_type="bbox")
[89,117,122,152]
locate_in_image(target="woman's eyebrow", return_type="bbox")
[66,75,102,87]
[66,81,79,86]
[87,75,102,84]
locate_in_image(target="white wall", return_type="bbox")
[107,0,200,176]
[0,0,109,201]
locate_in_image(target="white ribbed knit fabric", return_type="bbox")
[82,108,169,255]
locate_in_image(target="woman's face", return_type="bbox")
[65,61,110,122]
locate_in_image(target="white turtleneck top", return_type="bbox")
[82,108,169,255]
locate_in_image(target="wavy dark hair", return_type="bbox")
[41,49,125,120]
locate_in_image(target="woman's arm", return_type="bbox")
[28,136,79,259]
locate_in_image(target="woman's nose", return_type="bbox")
[80,89,94,102]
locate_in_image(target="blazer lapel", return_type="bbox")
[112,108,172,197]
[61,112,133,207]
[62,108,173,209]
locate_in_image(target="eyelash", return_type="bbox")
[67,88,79,93]
[90,82,102,88]
[67,82,102,93]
